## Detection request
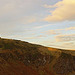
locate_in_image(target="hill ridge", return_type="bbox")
[0,38,75,75]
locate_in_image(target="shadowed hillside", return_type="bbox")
[0,38,75,75]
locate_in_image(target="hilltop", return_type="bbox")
[0,38,75,75]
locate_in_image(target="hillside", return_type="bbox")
[0,38,75,75]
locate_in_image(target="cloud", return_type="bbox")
[0,0,42,37]
[65,27,75,30]
[46,26,75,32]
[20,16,37,24]
[55,26,75,31]
[43,1,62,8]
[61,42,75,50]
[1,34,46,40]
[33,24,52,29]
[0,0,40,15]
[43,26,75,36]
[0,0,39,25]
[55,34,75,42]
[45,30,60,35]
[44,0,75,22]
[23,35,46,39]
[62,42,75,46]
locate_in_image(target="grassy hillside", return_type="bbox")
[0,38,75,75]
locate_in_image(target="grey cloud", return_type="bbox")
[0,0,43,37]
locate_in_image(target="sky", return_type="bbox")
[0,0,75,50]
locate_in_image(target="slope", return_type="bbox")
[0,38,75,75]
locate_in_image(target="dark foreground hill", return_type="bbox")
[0,38,75,75]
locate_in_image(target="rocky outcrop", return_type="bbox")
[53,52,75,74]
